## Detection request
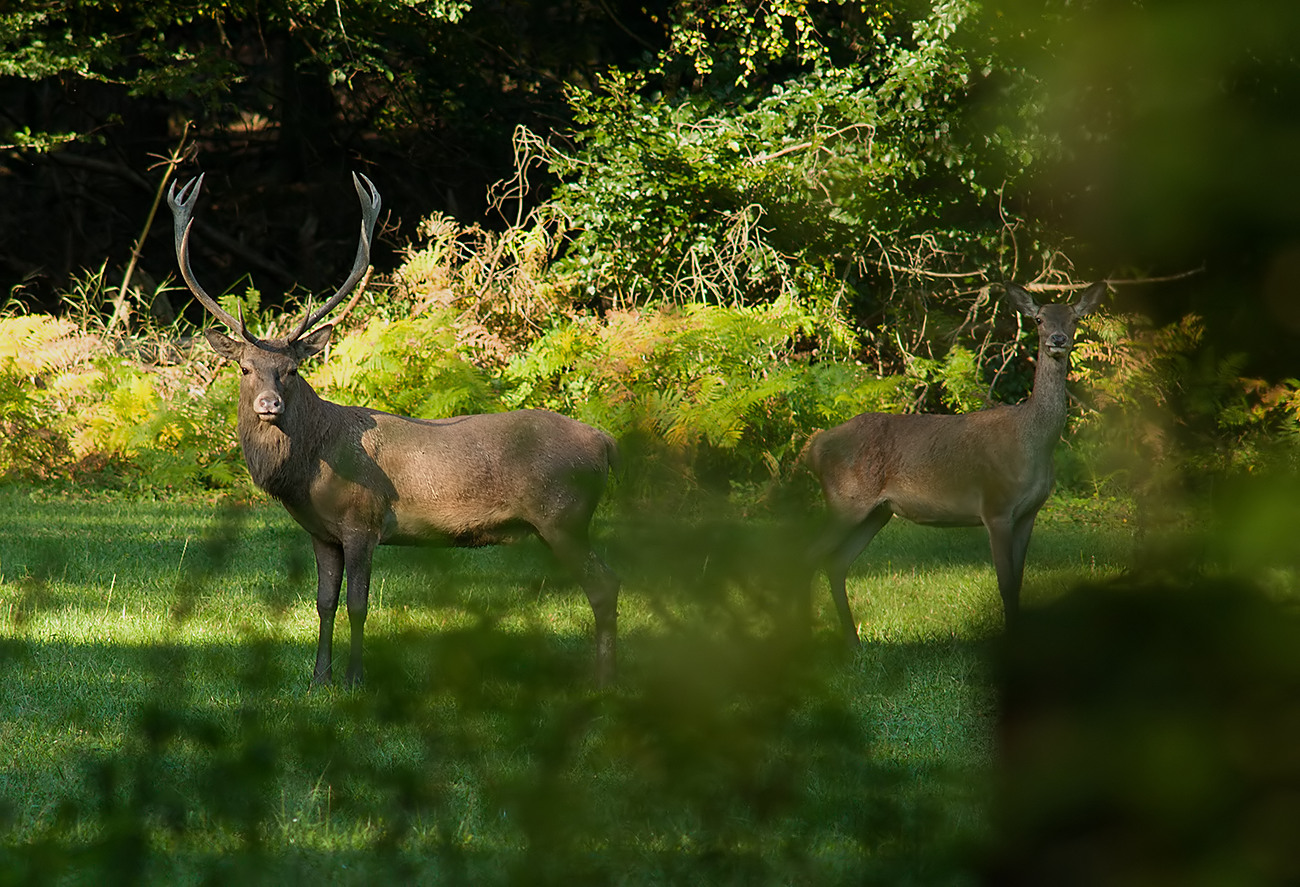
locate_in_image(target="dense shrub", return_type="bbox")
[0,315,244,493]
[311,310,501,420]
[504,297,906,494]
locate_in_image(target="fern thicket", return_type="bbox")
[311,310,499,419]
[505,298,908,493]
[1063,313,1300,497]
[3,209,1297,499]
[0,315,243,492]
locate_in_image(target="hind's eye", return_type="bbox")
[286,368,298,378]
[240,365,251,376]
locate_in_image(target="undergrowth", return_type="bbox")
[1,206,1296,504]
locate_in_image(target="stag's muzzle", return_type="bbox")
[253,391,285,422]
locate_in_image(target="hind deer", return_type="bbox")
[168,172,620,687]
[803,281,1107,642]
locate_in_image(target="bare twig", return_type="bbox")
[746,123,875,165]
[871,262,987,280]
[747,140,814,165]
[488,125,550,229]
[106,123,194,336]
[1018,266,1204,292]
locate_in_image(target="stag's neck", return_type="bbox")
[1022,348,1072,447]
[237,386,333,503]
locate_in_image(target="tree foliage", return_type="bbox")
[0,0,665,307]
[535,0,1091,403]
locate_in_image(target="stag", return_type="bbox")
[803,281,1107,642]
[168,173,620,687]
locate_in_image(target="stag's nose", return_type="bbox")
[254,391,284,421]
[1049,332,1069,350]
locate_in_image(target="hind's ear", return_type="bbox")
[294,325,333,360]
[1003,281,1041,318]
[1071,282,1108,318]
[204,328,242,361]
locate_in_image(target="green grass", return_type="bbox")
[0,486,1134,885]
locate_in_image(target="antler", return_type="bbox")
[288,172,382,342]
[168,174,256,343]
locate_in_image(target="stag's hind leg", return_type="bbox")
[538,523,620,688]
[815,504,893,647]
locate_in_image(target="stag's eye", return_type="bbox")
[1035,316,1044,325]
[240,365,252,376]
[286,368,298,378]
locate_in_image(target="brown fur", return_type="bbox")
[806,282,1107,642]
[209,327,621,687]
[172,174,619,687]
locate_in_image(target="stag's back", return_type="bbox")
[346,407,617,545]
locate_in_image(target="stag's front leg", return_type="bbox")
[341,538,376,688]
[311,536,345,685]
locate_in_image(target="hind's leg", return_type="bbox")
[818,505,892,647]
[987,511,1037,632]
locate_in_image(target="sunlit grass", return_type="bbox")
[0,486,1137,883]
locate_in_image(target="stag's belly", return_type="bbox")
[380,501,535,548]
[381,522,534,548]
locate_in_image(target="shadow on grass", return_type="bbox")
[0,621,990,886]
[0,490,1015,884]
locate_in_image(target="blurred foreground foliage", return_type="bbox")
[989,573,1300,886]
[0,629,979,885]
[0,491,996,885]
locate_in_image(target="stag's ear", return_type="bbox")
[294,325,333,360]
[204,328,243,362]
[1071,281,1108,318]
[1003,282,1040,318]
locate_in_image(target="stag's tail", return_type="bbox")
[601,430,622,478]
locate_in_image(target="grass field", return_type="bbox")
[0,486,1135,885]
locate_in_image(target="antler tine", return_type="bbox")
[288,172,381,342]
[167,174,256,343]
